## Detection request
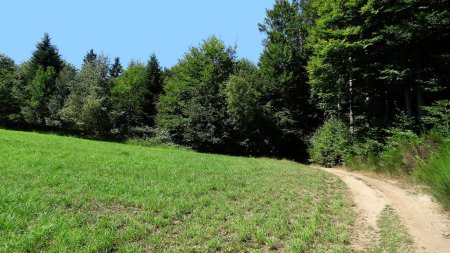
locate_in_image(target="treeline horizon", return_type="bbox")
[1,0,449,162]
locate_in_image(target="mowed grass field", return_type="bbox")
[0,129,353,252]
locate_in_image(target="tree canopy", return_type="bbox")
[0,1,448,160]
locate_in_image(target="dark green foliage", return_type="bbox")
[26,33,64,80]
[366,0,450,125]
[110,62,148,136]
[309,118,352,167]
[0,54,16,75]
[22,66,57,125]
[83,49,98,64]
[22,33,64,127]
[0,3,449,165]
[0,55,21,125]
[46,63,77,128]
[157,36,236,152]
[421,100,450,136]
[109,55,163,136]
[259,0,318,159]
[109,57,123,78]
[307,0,383,137]
[146,54,163,97]
[144,54,163,126]
[226,59,273,155]
[307,0,450,135]
[125,127,173,147]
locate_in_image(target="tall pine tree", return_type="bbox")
[109,57,123,78]
[22,33,64,126]
[144,54,163,126]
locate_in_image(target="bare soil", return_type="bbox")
[317,167,450,253]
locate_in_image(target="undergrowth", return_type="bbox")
[346,131,450,210]
[414,143,450,210]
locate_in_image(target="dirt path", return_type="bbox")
[318,167,450,253]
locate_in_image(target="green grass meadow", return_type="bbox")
[0,129,353,252]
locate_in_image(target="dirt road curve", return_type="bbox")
[318,167,450,253]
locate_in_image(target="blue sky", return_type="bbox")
[1,0,275,68]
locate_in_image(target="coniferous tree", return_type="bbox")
[144,54,163,126]
[109,57,123,78]
[83,49,97,64]
[22,33,64,126]
[26,33,64,80]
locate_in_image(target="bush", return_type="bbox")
[347,130,446,175]
[124,127,175,147]
[414,142,450,210]
[126,138,178,148]
[421,100,449,137]
[309,118,352,167]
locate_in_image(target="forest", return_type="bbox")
[1,1,450,251]
[1,0,449,166]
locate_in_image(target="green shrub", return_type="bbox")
[347,130,446,176]
[351,138,384,158]
[421,100,449,137]
[125,138,179,148]
[414,142,450,210]
[385,131,444,174]
[385,129,420,150]
[309,118,352,167]
[124,127,175,148]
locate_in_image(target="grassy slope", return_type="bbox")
[0,129,353,252]
[414,142,450,210]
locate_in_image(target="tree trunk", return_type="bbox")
[349,76,354,134]
[414,46,425,122]
[404,87,413,117]
[416,84,424,119]
[385,89,389,124]
[348,57,354,134]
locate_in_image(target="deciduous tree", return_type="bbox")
[61,55,111,136]
[157,36,236,152]
[110,62,148,136]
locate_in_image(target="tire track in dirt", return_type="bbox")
[318,167,450,253]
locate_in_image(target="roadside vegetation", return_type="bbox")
[310,100,449,210]
[414,143,450,210]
